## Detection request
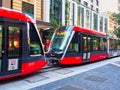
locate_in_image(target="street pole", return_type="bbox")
[34,0,36,23]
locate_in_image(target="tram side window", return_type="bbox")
[100,38,107,51]
[29,23,42,55]
[92,37,100,51]
[109,39,113,49]
[83,36,87,52]
[110,39,117,50]
[8,26,20,57]
[115,40,120,49]
[67,33,79,53]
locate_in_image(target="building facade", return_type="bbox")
[118,0,120,12]
[99,0,119,36]
[43,0,108,33]
[108,12,118,35]
[99,0,119,13]
[0,0,52,29]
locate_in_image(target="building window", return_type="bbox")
[50,0,62,24]
[72,3,75,25]
[65,1,74,25]
[91,5,93,10]
[119,0,120,3]
[99,16,103,32]
[22,1,34,18]
[91,0,93,3]
[84,1,88,7]
[79,0,81,2]
[96,0,99,6]
[69,3,74,25]
[96,8,99,13]
[77,0,81,3]
[93,13,98,30]
[77,6,84,27]
[104,18,108,33]
[118,6,120,11]
[65,1,70,25]
[86,9,90,28]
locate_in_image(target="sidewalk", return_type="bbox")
[0,57,120,90]
[30,63,120,90]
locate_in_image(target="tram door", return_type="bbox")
[82,35,91,61]
[0,23,22,76]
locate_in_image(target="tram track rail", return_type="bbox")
[41,56,120,73]
[41,65,63,72]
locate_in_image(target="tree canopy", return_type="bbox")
[114,27,120,38]
[51,19,62,29]
[112,13,120,25]
[113,13,120,38]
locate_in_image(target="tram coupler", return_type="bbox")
[46,59,59,66]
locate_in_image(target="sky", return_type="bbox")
[99,0,119,13]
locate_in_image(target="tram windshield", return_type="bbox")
[49,26,74,53]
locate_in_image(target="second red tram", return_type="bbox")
[47,26,109,65]
[0,7,46,80]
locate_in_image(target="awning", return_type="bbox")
[36,20,53,29]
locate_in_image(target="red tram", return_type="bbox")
[47,26,109,65]
[0,7,46,80]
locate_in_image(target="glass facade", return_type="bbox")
[65,1,75,25]
[70,3,75,25]
[77,6,84,27]
[104,18,108,33]
[86,9,90,28]
[50,0,62,24]
[49,0,108,33]
[93,13,98,30]
[65,0,70,25]
[99,16,103,32]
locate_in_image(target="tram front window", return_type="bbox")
[29,23,43,55]
[50,26,74,53]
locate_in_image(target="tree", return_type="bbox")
[45,19,62,40]
[112,13,120,38]
[51,19,62,29]
[116,13,120,25]
[114,27,120,38]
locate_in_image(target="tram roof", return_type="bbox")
[0,7,33,23]
[73,26,107,37]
